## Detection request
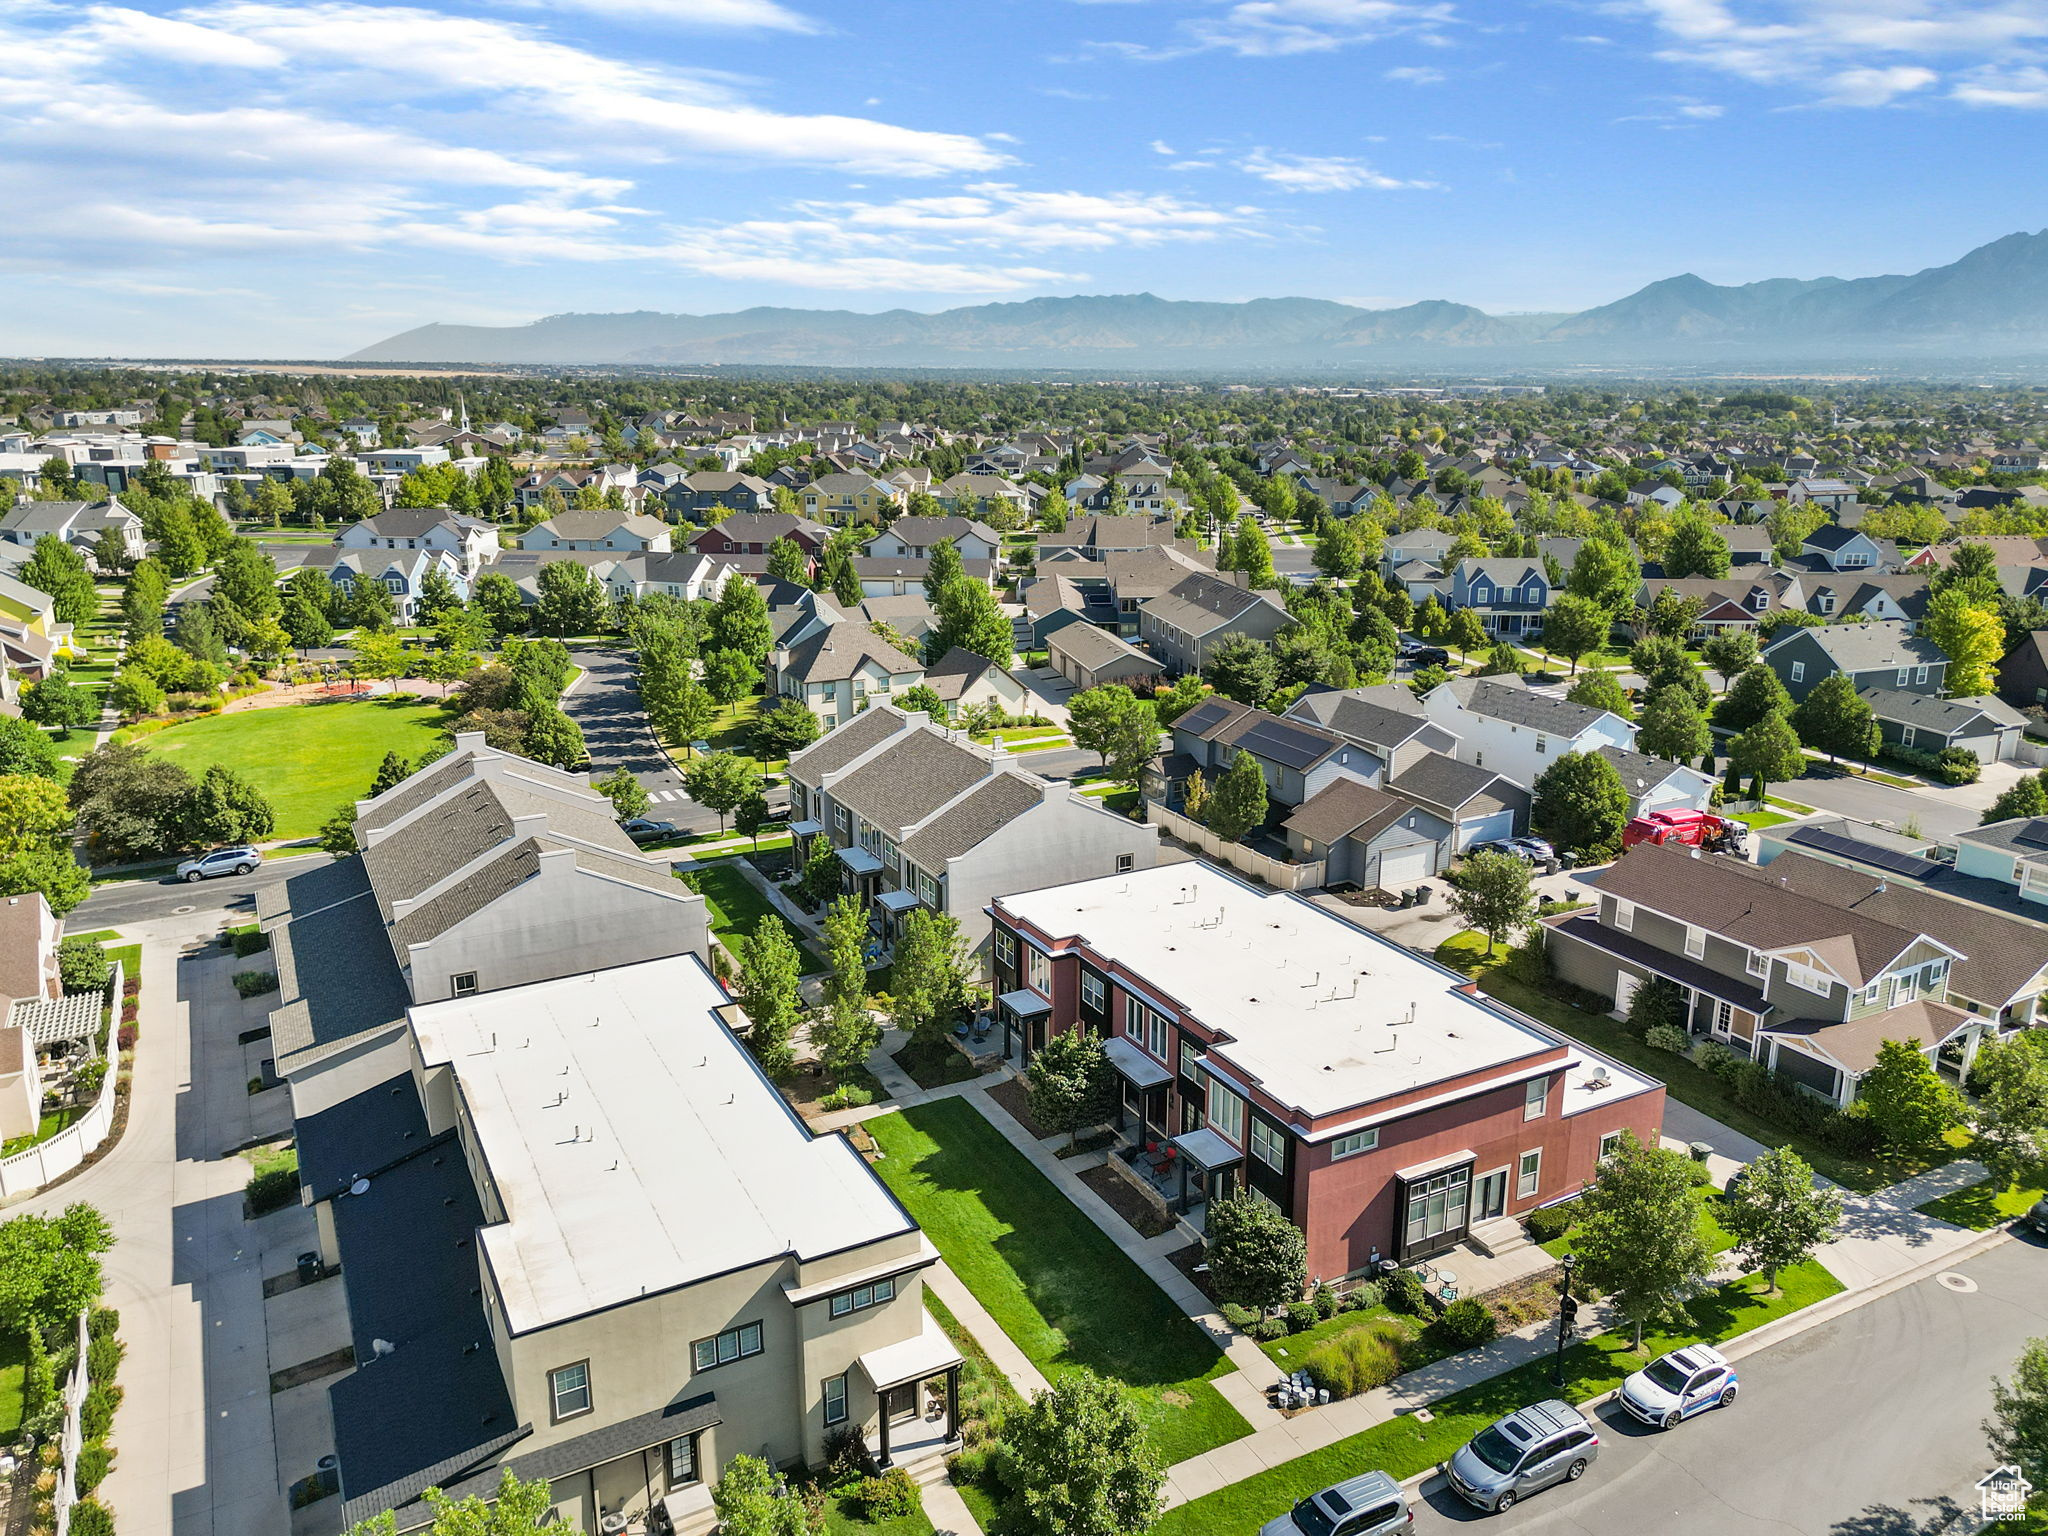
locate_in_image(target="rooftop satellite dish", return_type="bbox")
[350,1178,370,1197]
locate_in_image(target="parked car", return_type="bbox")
[2021,1197,2048,1237]
[1399,641,1451,666]
[619,817,679,845]
[1259,1470,1411,1536]
[1618,1343,1738,1429]
[1446,1399,1600,1514]
[176,845,260,882]
[1477,837,1557,871]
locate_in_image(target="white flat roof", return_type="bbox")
[410,955,914,1335]
[998,862,1636,1121]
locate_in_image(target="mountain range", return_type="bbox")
[348,231,2048,369]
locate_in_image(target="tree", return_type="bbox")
[1531,750,1630,859]
[891,907,969,1048]
[0,774,74,859]
[1714,662,1793,732]
[1571,1132,1715,1350]
[595,767,649,821]
[210,539,282,647]
[1701,629,1759,690]
[1629,632,1707,707]
[931,577,1014,667]
[1566,535,1640,615]
[752,695,821,759]
[1311,517,1361,581]
[69,744,198,860]
[737,916,804,1079]
[1969,1031,2048,1186]
[1447,606,1490,659]
[1205,1191,1308,1313]
[1002,1371,1165,1536]
[1985,1338,2048,1497]
[1729,709,1806,800]
[181,763,276,846]
[765,536,810,586]
[347,1470,557,1536]
[650,673,715,755]
[682,752,759,834]
[823,544,863,606]
[1718,1146,1842,1293]
[534,560,608,637]
[1205,748,1269,842]
[1067,685,1161,787]
[1859,1037,1968,1154]
[710,1454,818,1536]
[0,846,89,917]
[1225,514,1277,589]
[1925,587,2004,698]
[1539,594,1608,675]
[1203,634,1277,706]
[1985,771,2048,825]
[1039,488,1071,534]
[350,577,397,631]
[0,1204,114,1339]
[1026,1027,1118,1148]
[796,827,841,910]
[811,896,881,1084]
[20,672,97,737]
[1790,672,1880,763]
[281,593,335,651]
[1449,848,1536,955]
[1637,684,1711,763]
[107,668,167,720]
[17,535,98,627]
[899,682,947,719]
[1661,513,1732,579]
[701,646,762,706]
[1565,669,1633,721]
[353,628,411,688]
[521,706,586,768]
[923,537,966,607]
[472,571,527,636]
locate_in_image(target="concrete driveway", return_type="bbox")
[1309,864,1591,956]
[1014,666,1075,725]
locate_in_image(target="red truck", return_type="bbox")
[1620,808,1749,855]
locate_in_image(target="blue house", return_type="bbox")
[1447,558,1551,637]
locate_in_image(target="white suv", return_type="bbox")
[175,846,260,882]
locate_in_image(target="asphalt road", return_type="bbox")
[1408,1232,2046,1535]
[74,851,321,930]
[565,648,689,801]
[1781,763,1983,841]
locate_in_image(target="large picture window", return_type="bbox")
[1026,948,1051,998]
[1248,1117,1286,1172]
[1402,1165,1471,1253]
[1205,1072,1245,1144]
[691,1321,764,1373]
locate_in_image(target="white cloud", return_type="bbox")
[1384,64,1445,82]
[1953,64,2048,105]
[1237,149,1437,192]
[1094,0,1457,58]
[1818,64,1936,104]
[774,183,1262,251]
[1151,138,1177,154]
[522,0,819,31]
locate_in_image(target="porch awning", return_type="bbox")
[789,819,824,837]
[875,887,920,913]
[856,1323,964,1393]
[997,988,1051,1018]
[837,846,884,875]
[1395,1148,1475,1182]
[1171,1127,1242,1171]
[1103,1035,1170,1089]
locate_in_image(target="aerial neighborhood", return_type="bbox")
[0,370,2044,1536]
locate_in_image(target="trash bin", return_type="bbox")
[296,1252,321,1285]
[1687,1140,1713,1163]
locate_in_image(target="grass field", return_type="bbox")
[866,1099,1251,1465]
[685,862,825,972]
[1917,1175,2046,1229]
[1539,1185,1737,1259]
[138,697,455,839]
[1154,1261,1842,1536]
[0,1331,25,1442]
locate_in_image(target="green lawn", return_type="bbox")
[137,697,455,839]
[816,1483,933,1536]
[1478,969,1967,1193]
[1258,1307,1448,1376]
[1917,1175,2046,1229]
[1732,809,1793,829]
[684,862,825,972]
[866,1099,1251,1465]
[1154,1261,1842,1536]
[0,1331,26,1442]
[1,1103,84,1159]
[1540,1185,1737,1258]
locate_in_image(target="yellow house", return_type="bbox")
[0,570,54,636]
[0,570,81,666]
[801,474,903,526]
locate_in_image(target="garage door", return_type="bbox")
[1458,809,1515,851]
[1374,842,1435,889]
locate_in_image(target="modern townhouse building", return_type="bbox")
[1544,842,1995,1102]
[787,706,1157,968]
[989,863,1663,1279]
[306,953,957,1536]
[1422,677,1635,790]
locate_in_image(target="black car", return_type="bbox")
[1401,643,1451,667]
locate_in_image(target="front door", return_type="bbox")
[883,1385,917,1425]
[1475,1168,1508,1221]
[1613,971,1640,1016]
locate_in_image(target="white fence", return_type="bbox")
[53,1307,90,1536]
[1147,803,1328,892]
[0,960,124,1201]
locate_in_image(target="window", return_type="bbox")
[691,1321,764,1372]
[1524,1076,1549,1121]
[914,867,940,906]
[1127,999,1167,1058]
[549,1362,592,1422]
[1180,1041,1202,1081]
[1897,667,1910,686]
[1331,1127,1378,1160]
[822,682,838,702]
[995,929,1015,968]
[828,1276,895,1318]
[1783,963,1831,996]
[1026,948,1051,998]
[450,972,479,998]
[1536,734,1548,756]
[1205,1073,1245,1144]
[1858,981,1881,1007]
[1790,661,1806,683]
[1249,1117,1286,1172]
[667,1436,700,1486]
[1517,1150,1542,1199]
[1612,899,1634,932]
[1081,971,1106,1013]
[1598,1131,1623,1161]
[822,1376,848,1428]
[1819,595,1835,614]
[1115,853,1136,873]
[1915,664,1930,685]
[1746,948,1766,978]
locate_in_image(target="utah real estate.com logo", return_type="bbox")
[1978,1465,2033,1523]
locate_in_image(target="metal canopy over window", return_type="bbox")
[874,888,920,913]
[836,846,885,875]
[996,988,1051,1019]
[788,819,825,837]
[1170,1126,1243,1171]
[1103,1035,1171,1089]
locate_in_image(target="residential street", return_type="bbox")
[1408,1233,2045,1534]
[74,855,322,930]
[563,648,691,804]
[1782,763,1984,840]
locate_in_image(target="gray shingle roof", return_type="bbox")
[1387,751,1513,815]
[830,731,993,835]
[1856,688,2025,736]
[1773,619,1946,672]
[266,862,411,1068]
[1597,745,1693,794]
[787,705,912,783]
[1047,622,1153,672]
[900,772,1045,867]
[1142,572,1286,636]
[1443,676,1614,734]
[1281,779,1412,846]
[780,623,923,683]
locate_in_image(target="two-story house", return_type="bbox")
[864,518,1000,564]
[1796,523,1898,573]
[669,472,775,521]
[767,623,926,729]
[787,707,1157,970]
[936,475,1032,522]
[1138,572,1293,677]
[300,546,470,624]
[1544,841,1982,1103]
[688,512,830,562]
[991,863,1663,1278]
[1446,558,1552,638]
[1378,528,1455,577]
[1037,514,1183,564]
[307,953,959,1535]
[335,507,500,581]
[1759,620,1950,704]
[1422,677,1635,790]
[801,473,902,525]
[1147,696,1383,816]
[518,511,672,554]
[0,497,146,565]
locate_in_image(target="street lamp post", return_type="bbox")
[1553,1252,1579,1387]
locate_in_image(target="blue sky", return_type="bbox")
[5,0,2048,356]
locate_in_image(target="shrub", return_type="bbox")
[68,1500,113,1536]
[1219,1301,1261,1332]
[1382,1267,1429,1316]
[80,1383,120,1443]
[246,1164,299,1215]
[1625,975,1687,1039]
[232,929,271,958]
[852,1468,919,1522]
[1694,1040,1741,1082]
[1431,1297,1499,1349]
[1301,1327,1403,1398]
[117,1025,137,1051]
[87,1333,124,1386]
[818,1084,874,1112]
[1312,1282,1340,1319]
[821,1427,873,1483]
[1340,1280,1383,1312]
[1524,1204,1574,1244]
[73,1445,114,1496]
[1249,1315,1290,1342]
[1645,1022,1692,1054]
[89,1307,119,1340]
[1285,1300,1320,1334]
[58,939,113,994]
[233,970,279,998]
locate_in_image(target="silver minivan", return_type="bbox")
[1258,1470,1411,1536]
[1445,1399,1600,1514]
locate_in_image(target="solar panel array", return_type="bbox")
[1235,716,1338,771]
[2017,817,2048,850]
[1788,825,1942,880]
